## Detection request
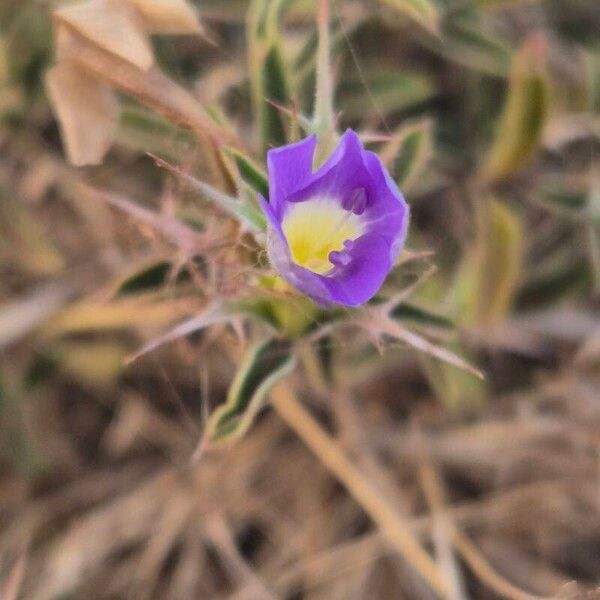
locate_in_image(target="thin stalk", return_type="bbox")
[417,438,554,600]
[270,383,450,598]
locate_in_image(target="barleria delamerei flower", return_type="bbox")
[260,129,409,308]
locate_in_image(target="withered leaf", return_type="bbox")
[54,0,153,71]
[130,0,204,35]
[45,61,118,166]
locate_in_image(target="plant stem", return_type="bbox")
[270,383,450,599]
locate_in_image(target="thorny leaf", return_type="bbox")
[369,313,484,380]
[127,302,234,363]
[87,185,211,254]
[150,154,267,232]
[419,346,488,414]
[310,291,483,380]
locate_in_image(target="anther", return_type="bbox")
[329,249,352,267]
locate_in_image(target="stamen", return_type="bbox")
[342,187,368,215]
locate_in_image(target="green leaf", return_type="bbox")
[586,177,600,292]
[518,261,590,309]
[338,69,435,119]
[262,43,291,148]
[378,0,439,36]
[455,198,524,326]
[116,261,172,296]
[439,16,512,77]
[206,337,296,443]
[247,0,291,152]
[312,0,336,164]
[419,348,488,414]
[382,118,433,190]
[117,105,195,160]
[0,370,43,476]
[483,35,549,182]
[391,302,454,330]
[230,150,269,198]
[589,49,600,113]
[539,186,587,215]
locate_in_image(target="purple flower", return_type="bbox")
[260,129,409,307]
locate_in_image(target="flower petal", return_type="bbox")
[321,232,392,306]
[265,218,333,307]
[361,150,410,262]
[287,129,372,205]
[267,134,317,212]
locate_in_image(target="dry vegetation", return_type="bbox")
[0,0,599,598]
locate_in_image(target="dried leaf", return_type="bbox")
[205,337,296,444]
[45,61,118,166]
[56,341,128,386]
[1,554,26,600]
[130,0,204,35]
[42,297,196,338]
[0,281,76,351]
[55,0,153,71]
[0,189,65,276]
[53,19,243,152]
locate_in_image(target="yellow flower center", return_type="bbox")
[282,197,363,274]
